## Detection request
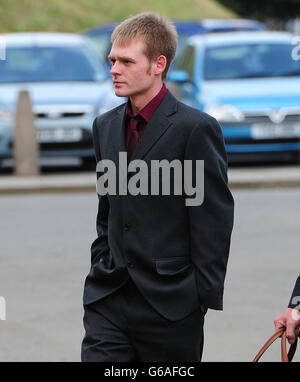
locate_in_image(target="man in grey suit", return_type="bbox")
[81,12,234,362]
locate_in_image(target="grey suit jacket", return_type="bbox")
[83,90,234,321]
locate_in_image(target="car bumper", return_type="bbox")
[222,123,300,163]
[0,117,95,161]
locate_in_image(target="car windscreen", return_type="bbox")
[203,42,300,80]
[86,33,112,60]
[0,45,107,83]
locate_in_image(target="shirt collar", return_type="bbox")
[126,83,167,122]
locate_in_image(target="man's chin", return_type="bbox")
[114,89,129,98]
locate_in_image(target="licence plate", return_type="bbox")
[251,123,300,139]
[37,127,82,143]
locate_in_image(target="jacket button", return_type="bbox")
[124,224,130,231]
[127,262,134,268]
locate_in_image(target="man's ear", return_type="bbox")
[154,55,167,75]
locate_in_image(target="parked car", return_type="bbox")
[168,31,300,163]
[83,19,265,71]
[198,18,266,33]
[0,32,124,168]
[175,19,265,56]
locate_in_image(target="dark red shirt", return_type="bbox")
[125,83,167,150]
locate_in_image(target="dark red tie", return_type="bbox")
[127,116,141,160]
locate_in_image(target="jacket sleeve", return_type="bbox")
[185,114,234,310]
[90,117,110,266]
[288,275,300,309]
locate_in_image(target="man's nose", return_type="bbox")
[110,62,120,76]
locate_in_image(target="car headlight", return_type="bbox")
[96,97,126,116]
[0,107,13,120]
[96,104,116,116]
[204,104,244,123]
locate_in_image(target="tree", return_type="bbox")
[216,0,300,21]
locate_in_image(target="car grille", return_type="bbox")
[243,114,300,124]
[243,109,300,124]
[225,137,300,144]
[33,104,93,119]
[35,112,86,118]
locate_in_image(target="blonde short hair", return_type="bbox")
[111,12,177,80]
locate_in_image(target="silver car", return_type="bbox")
[0,32,123,168]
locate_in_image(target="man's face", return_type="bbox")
[108,39,156,98]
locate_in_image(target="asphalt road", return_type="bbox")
[0,188,299,362]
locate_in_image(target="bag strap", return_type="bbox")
[253,328,298,362]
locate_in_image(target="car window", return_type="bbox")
[203,42,300,80]
[177,34,192,56]
[174,45,195,78]
[87,33,112,61]
[0,45,107,83]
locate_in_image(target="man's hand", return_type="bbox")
[274,308,300,344]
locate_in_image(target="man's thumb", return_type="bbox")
[286,326,295,344]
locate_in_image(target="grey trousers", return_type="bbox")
[81,278,205,362]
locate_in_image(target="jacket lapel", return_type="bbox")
[107,90,178,164]
[110,103,127,155]
[131,91,178,161]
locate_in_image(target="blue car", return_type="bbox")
[169,31,300,163]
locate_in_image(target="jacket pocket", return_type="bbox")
[153,256,191,276]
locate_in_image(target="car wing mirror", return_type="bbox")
[167,70,191,83]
